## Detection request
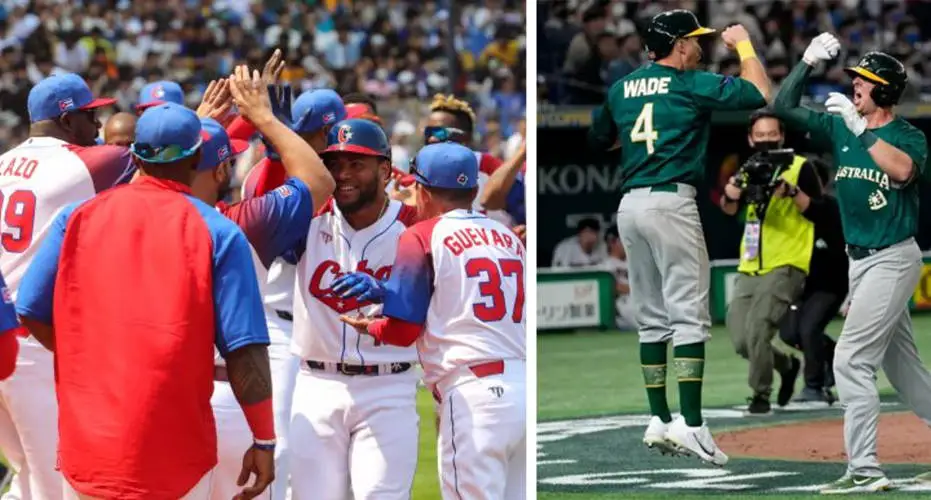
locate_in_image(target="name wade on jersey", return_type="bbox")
[309,259,392,314]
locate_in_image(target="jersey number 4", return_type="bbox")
[631,102,657,155]
[466,258,524,323]
[0,190,36,253]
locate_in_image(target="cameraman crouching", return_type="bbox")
[721,109,823,416]
[778,160,846,406]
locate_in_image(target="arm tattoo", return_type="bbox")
[225,344,273,405]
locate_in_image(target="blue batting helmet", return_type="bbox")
[322,119,390,159]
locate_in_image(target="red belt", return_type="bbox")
[432,360,505,404]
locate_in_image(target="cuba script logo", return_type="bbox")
[309,260,392,313]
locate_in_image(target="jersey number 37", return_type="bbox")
[466,257,525,323]
[631,103,657,155]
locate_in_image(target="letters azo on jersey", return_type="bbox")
[292,199,419,364]
[383,209,526,386]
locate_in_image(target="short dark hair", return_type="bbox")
[748,108,784,134]
[342,92,377,114]
[577,217,600,233]
[604,225,619,241]
[424,185,478,205]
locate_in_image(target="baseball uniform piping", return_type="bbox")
[449,392,463,499]
[354,210,402,367]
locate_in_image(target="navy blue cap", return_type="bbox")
[323,119,390,158]
[137,81,185,110]
[27,73,117,123]
[409,143,478,189]
[130,103,203,164]
[198,118,250,171]
[292,89,346,133]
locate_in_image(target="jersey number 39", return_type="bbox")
[0,189,36,253]
[466,257,525,323]
[631,102,657,155]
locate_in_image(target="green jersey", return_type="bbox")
[589,63,765,192]
[774,61,929,249]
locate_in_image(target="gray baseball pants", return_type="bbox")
[835,237,931,477]
[615,184,711,347]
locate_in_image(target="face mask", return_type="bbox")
[754,140,781,152]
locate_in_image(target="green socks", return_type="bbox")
[674,342,706,427]
[640,342,672,423]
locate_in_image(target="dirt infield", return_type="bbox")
[717,412,931,464]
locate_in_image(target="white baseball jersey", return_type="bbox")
[380,209,526,386]
[292,199,418,364]
[0,137,134,297]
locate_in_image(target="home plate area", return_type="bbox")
[538,400,931,495]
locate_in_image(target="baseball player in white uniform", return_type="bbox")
[238,87,348,499]
[0,73,133,500]
[289,118,421,500]
[336,142,526,500]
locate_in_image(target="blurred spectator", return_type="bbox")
[541,0,931,104]
[601,226,635,331]
[552,218,607,268]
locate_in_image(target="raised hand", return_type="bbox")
[261,48,286,87]
[825,92,866,136]
[803,33,841,66]
[195,79,233,123]
[721,24,750,50]
[228,65,274,126]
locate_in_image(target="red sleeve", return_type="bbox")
[479,152,503,175]
[0,329,20,380]
[226,116,257,142]
[367,317,423,347]
[66,144,135,193]
[242,158,288,199]
[397,204,419,226]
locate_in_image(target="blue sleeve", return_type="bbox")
[382,228,434,324]
[221,177,314,268]
[211,224,270,356]
[505,178,525,225]
[0,273,20,332]
[16,204,79,324]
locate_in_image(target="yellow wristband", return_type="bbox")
[736,40,756,61]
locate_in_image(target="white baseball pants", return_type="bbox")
[289,366,419,500]
[267,314,299,500]
[0,339,61,500]
[436,360,526,500]
[210,380,270,500]
[63,468,214,499]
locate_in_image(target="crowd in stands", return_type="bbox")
[0,0,526,164]
[540,0,931,105]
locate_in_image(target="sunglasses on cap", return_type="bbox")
[424,126,465,144]
[130,138,203,164]
[407,156,429,185]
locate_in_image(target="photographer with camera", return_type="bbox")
[720,109,823,416]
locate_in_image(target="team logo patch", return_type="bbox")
[323,111,336,124]
[217,145,230,161]
[151,85,165,99]
[275,185,292,198]
[58,98,74,111]
[457,173,469,186]
[337,124,353,143]
[1,287,10,305]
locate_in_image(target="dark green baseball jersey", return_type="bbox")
[806,113,927,248]
[773,60,928,249]
[589,63,765,192]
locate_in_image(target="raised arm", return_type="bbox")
[721,25,771,102]
[772,33,841,138]
[480,141,525,210]
[228,65,335,211]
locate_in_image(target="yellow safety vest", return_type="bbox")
[738,155,814,275]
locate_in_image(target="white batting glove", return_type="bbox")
[825,92,867,136]
[803,33,841,66]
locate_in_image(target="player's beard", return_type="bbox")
[216,179,232,203]
[335,180,381,215]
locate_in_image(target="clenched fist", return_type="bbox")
[803,33,840,66]
[721,24,750,50]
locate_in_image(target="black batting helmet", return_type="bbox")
[644,10,715,60]
[844,52,907,107]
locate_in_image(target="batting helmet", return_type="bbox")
[844,52,907,107]
[644,9,715,60]
[322,118,390,159]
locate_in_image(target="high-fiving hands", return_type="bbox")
[195,79,234,125]
[825,92,867,136]
[803,33,841,66]
[228,64,274,126]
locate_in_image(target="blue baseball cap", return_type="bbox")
[198,118,250,171]
[136,81,184,111]
[130,103,203,164]
[408,143,478,189]
[292,89,346,133]
[27,73,117,123]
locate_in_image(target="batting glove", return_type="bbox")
[825,92,867,136]
[263,84,292,161]
[331,272,386,303]
[802,33,841,66]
